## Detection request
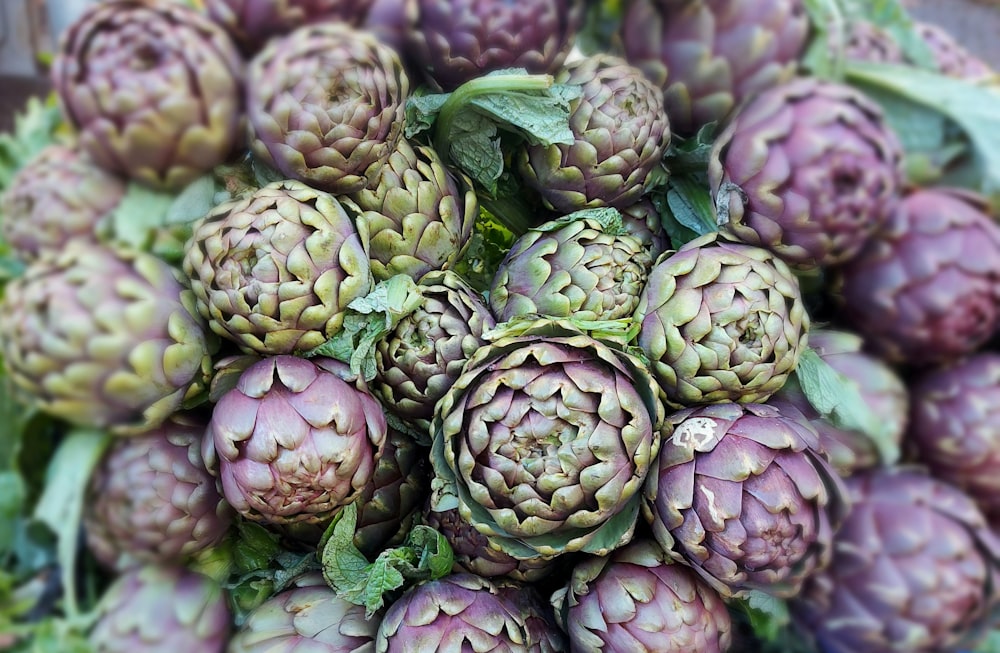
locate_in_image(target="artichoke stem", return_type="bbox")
[478,192,537,237]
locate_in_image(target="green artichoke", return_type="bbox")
[372,271,495,434]
[247,23,409,194]
[85,413,233,571]
[204,0,374,54]
[709,77,904,269]
[642,403,848,598]
[89,566,231,653]
[183,180,373,356]
[620,0,809,136]
[1,144,124,262]
[633,233,808,408]
[621,198,669,262]
[347,139,478,281]
[431,319,665,560]
[488,212,653,323]
[0,242,214,434]
[792,468,1000,653]
[50,0,244,192]
[204,355,387,525]
[551,540,732,652]
[518,54,670,213]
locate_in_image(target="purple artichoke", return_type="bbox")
[204,0,373,53]
[836,188,1000,366]
[709,77,904,269]
[841,20,905,64]
[51,0,244,191]
[917,21,995,82]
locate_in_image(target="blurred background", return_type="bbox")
[1,0,999,132]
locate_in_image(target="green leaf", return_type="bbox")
[736,590,792,642]
[405,526,454,581]
[164,174,221,225]
[453,208,517,293]
[800,0,847,80]
[108,183,177,250]
[534,207,625,235]
[319,503,371,593]
[975,630,1000,653]
[0,96,64,194]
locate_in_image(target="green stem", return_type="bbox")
[478,191,539,238]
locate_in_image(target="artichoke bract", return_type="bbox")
[1,144,125,262]
[643,403,848,598]
[792,468,1000,653]
[621,198,669,262]
[183,180,373,356]
[908,354,1000,525]
[709,78,904,269]
[552,540,732,652]
[518,54,671,213]
[228,581,378,653]
[836,188,1000,366]
[51,0,244,192]
[405,0,582,90]
[348,139,478,281]
[85,414,233,571]
[0,242,214,434]
[204,0,373,54]
[204,355,387,526]
[431,319,665,560]
[89,566,231,653]
[634,233,809,408]
[620,0,808,136]
[372,271,495,433]
[842,21,905,64]
[488,212,653,323]
[248,23,409,195]
[917,21,995,81]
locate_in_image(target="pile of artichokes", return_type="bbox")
[2,1,1000,652]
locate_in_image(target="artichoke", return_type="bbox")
[633,233,809,408]
[841,20,905,64]
[488,212,653,323]
[709,77,904,269]
[228,580,378,653]
[204,0,373,53]
[621,198,669,262]
[0,242,214,434]
[770,330,908,476]
[89,566,231,653]
[405,0,582,90]
[836,188,1000,366]
[375,573,564,652]
[372,271,495,433]
[908,354,1000,525]
[642,403,848,598]
[348,139,478,281]
[620,0,809,136]
[85,413,233,571]
[792,468,1000,653]
[551,540,732,652]
[50,0,243,192]
[183,180,373,356]
[431,319,665,560]
[518,54,671,213]
[1,144,124,262]
[247,23,409,195]
[917,21,995,81]
[203,355,387,525]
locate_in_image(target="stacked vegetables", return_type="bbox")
[1,0,999,652]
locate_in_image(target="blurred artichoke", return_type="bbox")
[431,319,665,560]
[375,573,564,652]
[348,139,478,281]
[518,54,671,213]
[85,413,233,571]
[405,0,582,90]
[792,468,1000,653]
[488,212,653,323]
[643,403,848,598]
[0,242,214,434]
[634,233,808,408]
[552,540,732,652]
[228,581,378,653]
[908,354,1000,524]
[1,144,124,262]
[183,180,373,356]
[836,188,1000,366]
[709,78,904,269]
[372,271,495,433]
[51,0,243,191]
[770,330,908,476]
[248,23,409,194]
[620,0,809,136]
[204,0,373,53]
[917,21,995,81]
[620,198,669,261]
[204,355,387,525]
[90,566,231,653]
[842,20,905,63]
